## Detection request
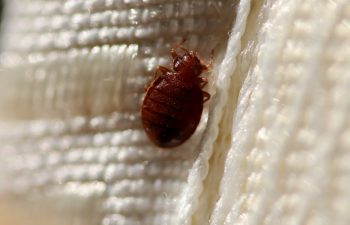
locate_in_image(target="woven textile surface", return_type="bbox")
[1,0,350,225]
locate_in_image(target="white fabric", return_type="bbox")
[212,1,350,225]
[1,0,350,225]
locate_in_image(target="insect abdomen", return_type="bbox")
[141,78,203,148]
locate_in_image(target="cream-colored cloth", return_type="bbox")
[1,0,350,225]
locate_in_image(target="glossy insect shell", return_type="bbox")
[141,49,210,148]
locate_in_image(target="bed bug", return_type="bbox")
[141,43,212,148]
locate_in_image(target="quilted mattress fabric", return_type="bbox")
[1,0,350,225]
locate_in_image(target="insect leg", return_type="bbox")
[179,47,190,54]
[153,66,171,79]
[145,67,163,91]
[199,77,208,88]
[145,77,155,91]
[171,47,180,59]
[174,38,187,50]
[158,66,172,74]
[202,91,210,102]
[144,83,151,91]
[153,67,161,79]
[171,38,189,59]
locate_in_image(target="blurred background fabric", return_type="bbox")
[1,0,350,225]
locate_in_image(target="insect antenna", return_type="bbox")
[171,37,189,57]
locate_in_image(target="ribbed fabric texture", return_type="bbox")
[211,0,350,225]
[2,0,350,225]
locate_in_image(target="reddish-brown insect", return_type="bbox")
[141,43,212,148]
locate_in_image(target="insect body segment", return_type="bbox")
[141,45,211,148]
